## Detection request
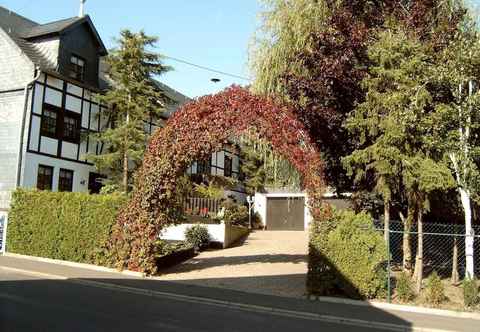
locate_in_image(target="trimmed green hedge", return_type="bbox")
[307,206,387,299]
[7,189,126,264]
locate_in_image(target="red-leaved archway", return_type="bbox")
[103,86,325,274]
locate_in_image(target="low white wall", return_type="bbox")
[160,222,250,249]
[224,224,249,248]
[160,224,225,243]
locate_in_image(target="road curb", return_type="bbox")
[4,252,145,277]
[4,253,480,323]
[313,295,480,321]
[0,265,454,332]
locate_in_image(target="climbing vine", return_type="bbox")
[101,86,325,274]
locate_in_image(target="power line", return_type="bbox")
[17,0,34,12]
[162,55,252,82]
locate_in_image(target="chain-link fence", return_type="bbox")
[372,220,480,301]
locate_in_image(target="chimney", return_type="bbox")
[79,0,86,18]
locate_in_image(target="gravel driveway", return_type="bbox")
[156,230,308,298]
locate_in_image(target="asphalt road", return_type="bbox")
[0,269,388,332]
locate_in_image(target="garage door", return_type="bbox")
[266,197,305,231]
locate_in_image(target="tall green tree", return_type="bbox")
[250,0,465,193]
[89,30,171,192]
[344,28,455,283]
[433,21,480,279]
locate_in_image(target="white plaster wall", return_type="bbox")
[22,152,96,193]
[67,83,82,97]
[0,90,24,209]
[39,136,58,155]
[0,28,35,91]
[90,104,99,131]
[46,75,63,90]
[254,193,267,226]
[44,87,62,107]
[224,225,249,248]
[160,224,225,243]
[32,83,44,115]
[78,141,88,161]
[87,136,97,155]
[61,142,78,160]
[65,95,82,113]
[28,116,41,151]
[81,101,90,127]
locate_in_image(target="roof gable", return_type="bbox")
[21,15,107,56]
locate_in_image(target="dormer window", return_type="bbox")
[69,54,85,81]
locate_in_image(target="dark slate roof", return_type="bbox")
[20,16,82,39]
[0,6,38,35]
[20,15,107,56]
[154,80,190,106]
[0,7,55,70]
[0,6,107,70]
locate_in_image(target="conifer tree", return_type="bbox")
[344,28,455,285]
[89,30,171,192]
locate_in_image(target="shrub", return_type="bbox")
[221,198,249,226]
[424,272,446,306]
[463,277,479,308]
[307,206,387,299]
[7,189,126,264]
[184,224,210,249]
[396,272,415,303]
[154,240,193,257]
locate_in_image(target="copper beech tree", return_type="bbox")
[99,86,325,274]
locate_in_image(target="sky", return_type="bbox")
[1,0,261,98]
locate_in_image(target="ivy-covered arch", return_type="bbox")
[104,86,325,274]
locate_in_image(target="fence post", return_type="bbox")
[1,214,7,255]
[387,223,391,303]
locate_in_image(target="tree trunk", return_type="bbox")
[451,236,460,285]
[460,187,474,279]
[403,194,414,274]
[123,112,130,193]
[413,207,424,293]
[123,149,129,193]
[384,199,390,243]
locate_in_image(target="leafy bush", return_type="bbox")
[307,206,387,299]
[154,240,193,258]
[221,198,249,226]
[396,272,415,303]
[194,183,224,199]
[424,272,446,306]
[463,277,479,308]
[184,224,210,249]
[7,189,126,264]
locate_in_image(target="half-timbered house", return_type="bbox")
[0,6,246,212]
